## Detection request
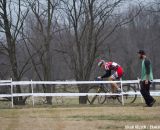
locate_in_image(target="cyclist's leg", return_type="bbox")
[108,75,118,93]
[112,67,123,92]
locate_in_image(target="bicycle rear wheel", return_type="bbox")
[117,84,137,104]
[87,85,106,104]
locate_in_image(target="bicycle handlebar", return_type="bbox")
[95,77,102,81]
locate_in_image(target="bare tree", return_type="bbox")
[24,0,59,104]
[58,0,136,104]
[0,0,30,104]
[113,2,160,80]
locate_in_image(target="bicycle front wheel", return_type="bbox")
[87,85,106,104]
[98,88,107,104]
[117,85,137,104]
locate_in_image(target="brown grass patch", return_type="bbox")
[0,106,160,130]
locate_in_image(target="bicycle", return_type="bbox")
[87,79,137,105]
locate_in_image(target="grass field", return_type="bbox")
[0,105,160,130]
[0,96,159,130]
[0,84,160,130]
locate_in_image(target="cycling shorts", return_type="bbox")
[111,66,123,80]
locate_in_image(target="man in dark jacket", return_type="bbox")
[138,50,156,107]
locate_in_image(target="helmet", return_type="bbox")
[98,60,105,67]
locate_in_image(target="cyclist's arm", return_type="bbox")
[101,70,111,79]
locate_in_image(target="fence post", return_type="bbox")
[31,80,34,107]
[11,78,14,108]
[120,78,124,105]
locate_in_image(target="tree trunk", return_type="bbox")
[78,85,88,104]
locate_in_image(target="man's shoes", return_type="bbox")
[144,99,156,107]
[149,99,156,107]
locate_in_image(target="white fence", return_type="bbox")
[0,79,160,107]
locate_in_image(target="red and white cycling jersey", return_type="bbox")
[104,62,123,79]
[104,62,119,71]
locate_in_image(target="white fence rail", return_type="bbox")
[0,79,160,107]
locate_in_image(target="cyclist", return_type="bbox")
[97,60,124,93]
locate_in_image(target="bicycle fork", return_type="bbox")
[90,88,101,104]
